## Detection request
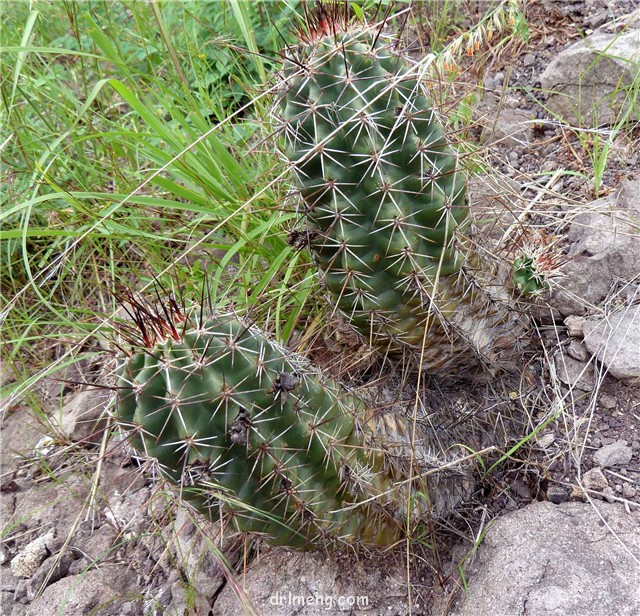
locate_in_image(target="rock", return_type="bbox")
[599,393,617,409]
[10,529,56,579]
[523,52,536,67]
[13,578,28,603]
[482,108,533,147]
[546,485,569,504]
[554,352,595,391]
[50,388,110,444]
[540,27,640,126]
[557,257,611,317]
[565,315,586,336]
[623,483,637,499]
[583,305,640,380]
[536,433,555,449]
[583,467,609,491]
[212,548,416,615]
[26,550,77,602]
[550,180,640,316]
[164,508,241,615]
[104,487,150,537]
[447,501,640,616]
[567,339,589,362]
[68,525,117,577]
[602,486,617,502]
[28,567,142,616]
[584,9,610,30]
[484,76,497,91]
[593,441,633,467]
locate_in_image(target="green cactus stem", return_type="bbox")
[112,296,471,549]
[274,8,531,375]
[513,254,549,295]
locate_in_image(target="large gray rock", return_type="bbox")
[550,180,640,316]
[28,566,142,616]
[540,25,640,126]
[448,501,640,616]
[212,548,417,615]
[50,388,110,444]
[583,304,640,380]
[163,508,241,615]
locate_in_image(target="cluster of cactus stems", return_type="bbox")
[274,6,544,375]
[111,6,549,551]
[114,296,472,549]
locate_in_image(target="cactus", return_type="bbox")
[513,255,548,295]
[113,296,472,549]
[275,8,532,375]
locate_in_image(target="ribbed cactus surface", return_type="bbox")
[276,15,531,374]
[113,301,469,548]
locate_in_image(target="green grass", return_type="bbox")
[1,0,318,404]
[0,0,532,396]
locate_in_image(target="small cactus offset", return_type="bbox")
[275,6,532,375]
[113,295,470,549]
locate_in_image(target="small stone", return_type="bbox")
[632,441,640,452]
[10,530,56,579]
[622,484,637,499]
[591,437,602,448]
[565,315,586,337]
[570,486,586,501]
[547,485,569,504]
[544,36,556,47]
[583,468,609,491]
[599,393,617,409]
[483,108,533,147]
[14,579,28,602]
[484,76,497,91]
[554,352,595,391]
[537,433,555,449]
[567,339,589,362]
[51,388,110,444]
[602,486,616,503]
[523,53,536,67]
[583,305,640,380]
[26,550,76,602]
[615,484,623,494]
[584,10,609,30]
[494,71,505,84]
[593,441,633,468]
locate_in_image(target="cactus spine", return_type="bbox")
[113,298,471,549]
[276,11,531,375]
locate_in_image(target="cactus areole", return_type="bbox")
[113,296,442,549]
